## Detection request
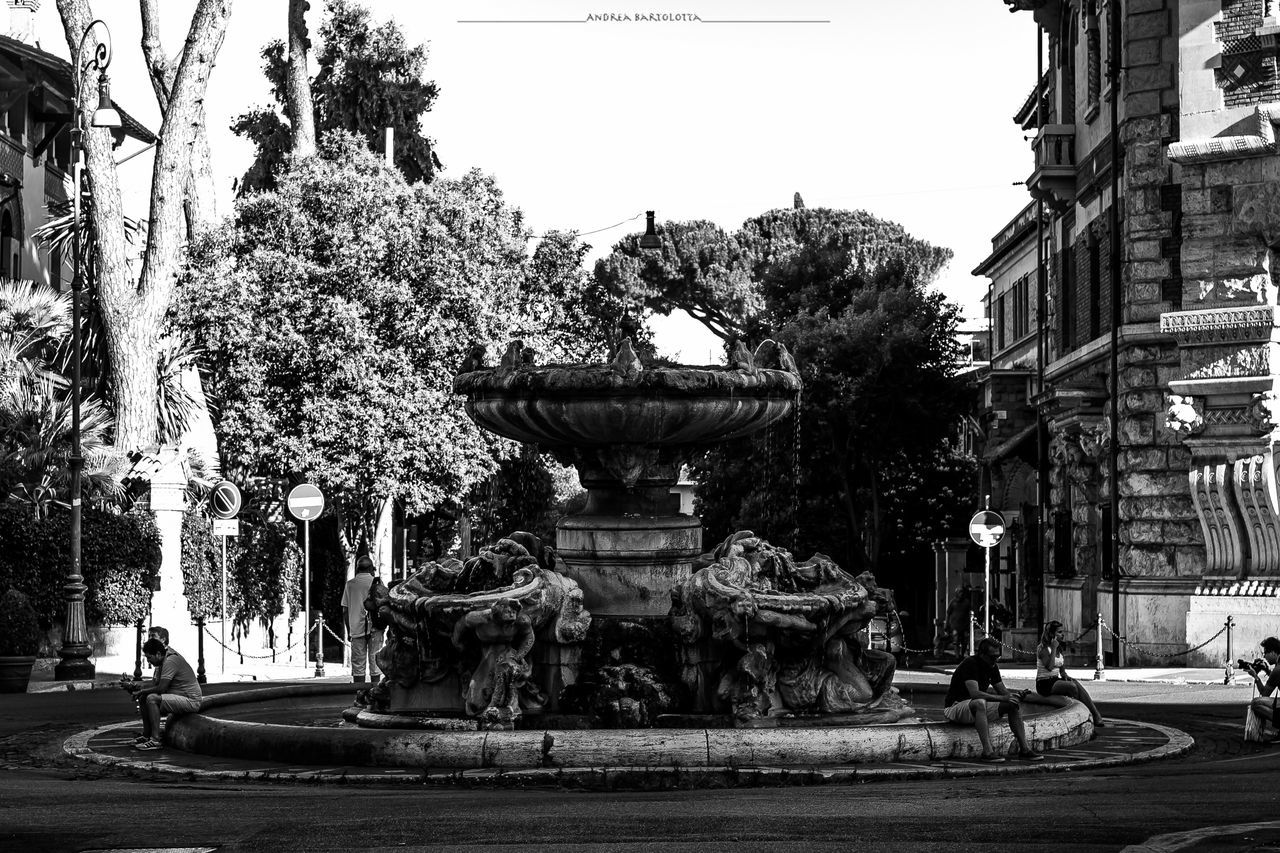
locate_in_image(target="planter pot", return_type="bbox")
[0,655,36,693]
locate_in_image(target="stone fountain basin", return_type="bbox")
[166,683,1093,770]
[455,365,801,447]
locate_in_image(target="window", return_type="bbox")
[997,294,1007,351]
[1088,231,1101,340]
[1013,275,1031,340]
[1085,2,1101,115]
[1060,245,1076,352]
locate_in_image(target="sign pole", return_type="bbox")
[984,543,991,638]
[220,534,227,674]
[967,500,1006,648]
[304,518,311,674]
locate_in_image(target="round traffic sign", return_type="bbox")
[210,480,242,519]
[968,509,1006,548]
[287,483,325,521]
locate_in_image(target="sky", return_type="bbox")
[27,0,1038,363]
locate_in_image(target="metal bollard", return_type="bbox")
[195,616,207,684]
[314,613,326,678]
[132,618,144,680]
[969,615,976,657]
[1224,615,1235,685]
[1093,613,1106,681]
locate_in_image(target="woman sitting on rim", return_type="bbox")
[1035,620,1105,728]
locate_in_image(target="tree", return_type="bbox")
[234,0,441,193]
[593,221,757,344]
[173,134,598,560]
[683,208,970,582]
[57,0,232,451]
[286,0,316,157]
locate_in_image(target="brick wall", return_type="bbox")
[1215,0,1280,107]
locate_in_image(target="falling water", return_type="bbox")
[791,387,803,545]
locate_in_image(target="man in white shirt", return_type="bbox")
[342,555,384,683]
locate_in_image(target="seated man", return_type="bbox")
[944,637,1044,763]
[125,638,203,750]
[1244,636,1280,741]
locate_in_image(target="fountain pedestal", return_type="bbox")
[555,458,701,617]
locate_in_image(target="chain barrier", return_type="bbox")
[971,618,1037,658]
[322,621,351,650]
[1097,618,1229,661]
[201,622,312,660]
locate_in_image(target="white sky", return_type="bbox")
[29,1,1037,363]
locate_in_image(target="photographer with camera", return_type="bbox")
[1242,636,1280,742]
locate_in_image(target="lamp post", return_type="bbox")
[54,19,122,680]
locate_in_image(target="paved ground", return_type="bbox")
[2,666,1276,851]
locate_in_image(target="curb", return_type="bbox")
[62,717,1192,789]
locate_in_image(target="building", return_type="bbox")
[0,1,153,292]
[973,0,1280,665]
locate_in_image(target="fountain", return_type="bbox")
[154,340,1095,777]
[454,337,801,618]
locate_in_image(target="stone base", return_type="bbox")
[557,514,700,617]
[388,674,463,715]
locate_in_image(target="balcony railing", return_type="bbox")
[1028,124,1076,210]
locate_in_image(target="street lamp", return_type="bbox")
[54,19,122,680]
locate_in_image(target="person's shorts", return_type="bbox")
[944,700,1001,724]
[1035,676,1061,697]
[157,694,202,714]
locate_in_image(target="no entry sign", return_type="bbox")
[287,483,325,521]
[968,509,1006,548]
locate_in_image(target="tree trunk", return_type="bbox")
[286,0,316,158]
[62,0,232,451]
[139,0,217,234]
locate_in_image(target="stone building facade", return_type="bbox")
[973,0,1280,665]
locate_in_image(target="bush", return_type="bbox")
[0,502,158,626]
[181,507,302,626]
[0,588,40,655]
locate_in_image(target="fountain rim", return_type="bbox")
[454,364,802,399]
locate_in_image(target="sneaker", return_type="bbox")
[1018,749,1045,761]
[131,735,150,746]
[979,753,1006,763]
[133,738,162,751]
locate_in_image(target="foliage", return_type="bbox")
[686,208,970,579]
[173,134,603,556]
[594,208,955,347]
[180,507,303,625]
[180,507,220,620]
[0,279,70,394]
[592,221,752,346]
[467,445,556,546]
[0,587,40,655]
[0,502,157,626]
[234,0,442,192]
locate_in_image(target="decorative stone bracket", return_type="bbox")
[1168,104,1280,165]
[1181,433,1280,577]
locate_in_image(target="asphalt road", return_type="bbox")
[1,679,1277,852]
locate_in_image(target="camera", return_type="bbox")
[1238,658,1268,674]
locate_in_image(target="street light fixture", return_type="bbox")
[55,19,121,681]
[638,211,661,250]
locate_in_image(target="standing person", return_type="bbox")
[343,555,384,683]
[124,638,202,750]
[944,637,1045,763]
[1244,636,1280,741]
[1034,620,1105,728]
[945,584,973,656]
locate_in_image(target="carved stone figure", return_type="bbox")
[1250,391,1280,434]
[361,531,592,729]
[451,598,536,729]
[669,531,912,726]
[1165,394,1206,437]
